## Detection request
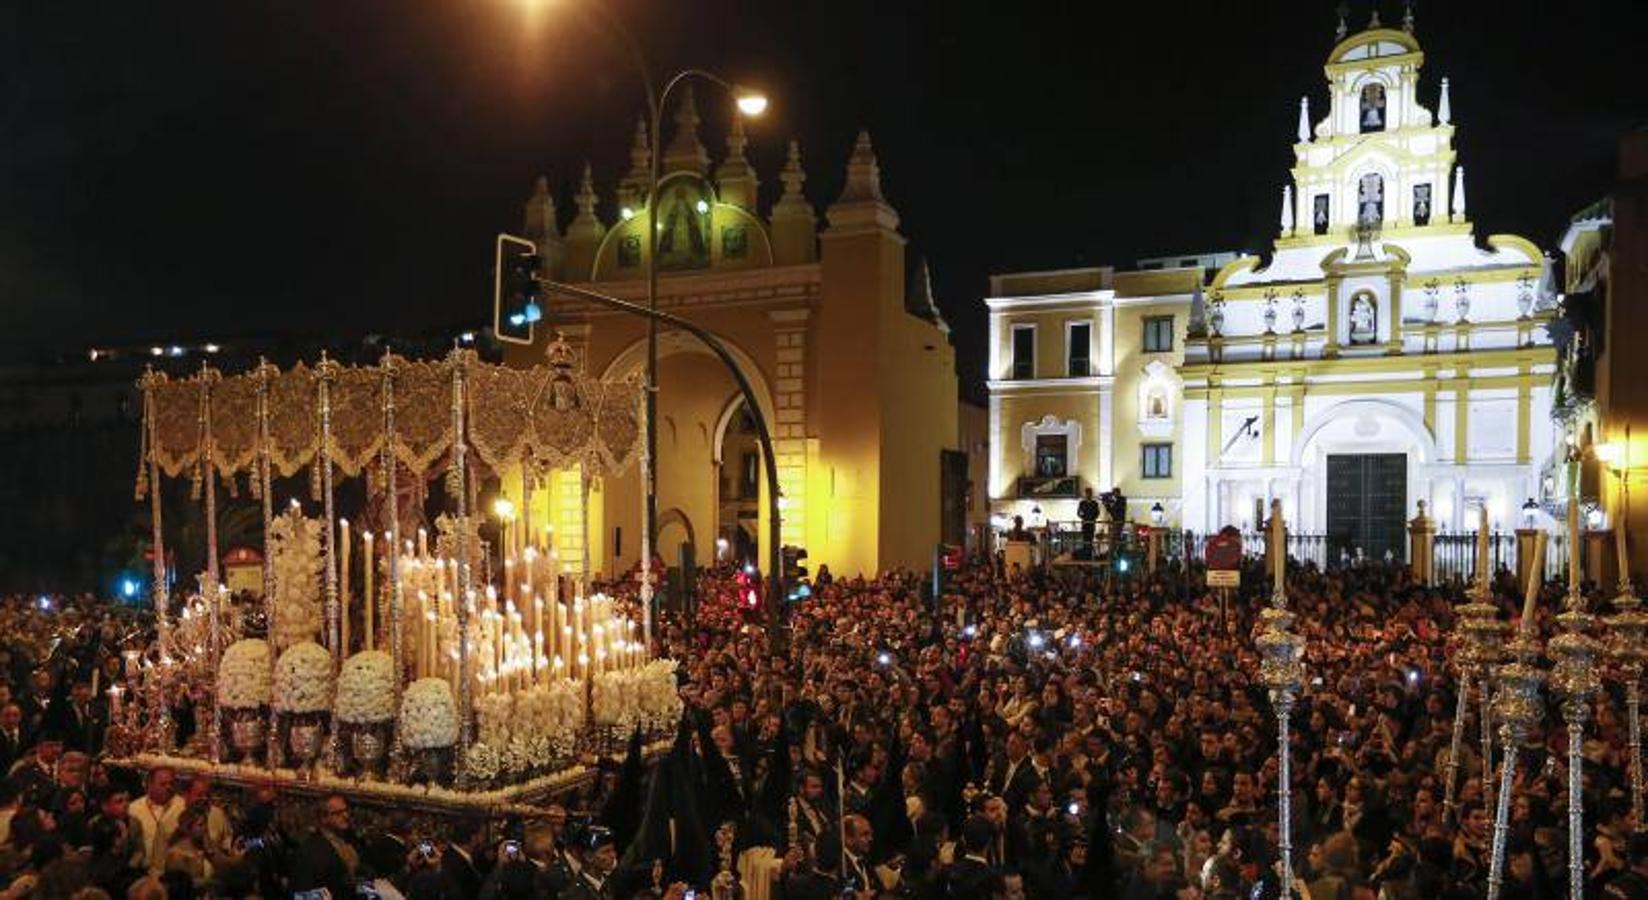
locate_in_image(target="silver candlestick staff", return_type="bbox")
[1550,499,1603,900]
[1256,499,1305,892]
[1447,504,1508,818]
[1607,429,1646,825]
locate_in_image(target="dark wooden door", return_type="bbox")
[1325,453,1407,566]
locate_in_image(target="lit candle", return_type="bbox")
[503,558,515,607]
[108,684,123,721]
[1271,502,1284,596]
[1522,531,1547,634]
[1569,498,1582,600]
[339,519,351,654]
[1476,504,1490,596]
[362,531,374,651]
[417,528,428,560]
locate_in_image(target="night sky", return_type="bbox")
[1,1,1642,397]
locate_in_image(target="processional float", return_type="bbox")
[117,339,683,812]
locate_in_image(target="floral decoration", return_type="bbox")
[217,638,272,710]
[273,641,335,714]
[334,650,395,724]
[399,677,459,750]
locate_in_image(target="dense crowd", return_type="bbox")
[0,552,1645,899]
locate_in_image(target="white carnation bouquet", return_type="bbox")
[637,659,684,729]
[399,678,459,750]
[334,650,396,724]
[542,679,585,758]
[591,669,642,729]
[476,691,514,748]
[273,641,336,714]
[217,638,272,710]
[268,512,324,650]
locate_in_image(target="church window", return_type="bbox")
[722,225,748,260]
[1412,184,1432,226]
[1313,195,1331,235]
[1142,443,1172,479]
[1066,322,1091,377]
[1034,434,1069,478]
[1143,316,1174,353]
[618,235,642,268]
[1011,325,1035,380]
[1359,83,1387,133]
[1357,174,1384,228]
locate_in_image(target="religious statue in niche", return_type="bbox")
[1208,296,1226,337]
[1360,83,1386,132]
[1413,184,1432,226]
[1146,386,1169,420]
[657,180,711,271]
[1291,289,1306,332]
[721,225,748,260]
[1313,195,1330,235]
[1262,290,1278,333]
[1348,292,1378,344]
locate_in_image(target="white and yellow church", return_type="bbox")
[987,13,1557,559]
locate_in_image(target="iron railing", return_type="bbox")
[1004,521,1573,582]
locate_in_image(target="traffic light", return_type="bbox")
[781,545,808,597]
[494,233,543,345]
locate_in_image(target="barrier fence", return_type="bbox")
[1017,520,1573,583]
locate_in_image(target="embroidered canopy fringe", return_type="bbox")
[139,353,643,491]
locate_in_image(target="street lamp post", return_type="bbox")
[642,71,765,650]
[527,272,787,651]
[518,2,765,651]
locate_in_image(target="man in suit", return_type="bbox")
[289,793,360,899]
[946,816,1000,900]
[562,827,617,900]
[990,730,1040,813]
[55,677,104,756]
[441,816,487,900]
[0,704,29,775]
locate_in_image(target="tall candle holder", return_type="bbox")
[1608,584,1648,826]
[1449,592,1508,816]
[1485,628,1544,900]
[1447,505,1507,817]
[1549,603,1603,900]
[1255,500,1305,892]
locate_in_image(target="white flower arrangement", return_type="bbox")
[269,512,325,650]
[462,742,502,783]
[273,641,336,714]
[476,691,514,748]
[399,678,459,750]
[334,651,396,724]
[591,669,642,728]
[217,638,272,710]
[637,659,684,723]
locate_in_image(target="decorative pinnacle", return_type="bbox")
[1335,2,1349,39]
[1550,607,1604,705]
[1403,0,1415,32]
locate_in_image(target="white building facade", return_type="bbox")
[984,17,1560,562]
[1178,21,1557,559]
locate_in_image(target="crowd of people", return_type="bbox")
[0,550,1645,899]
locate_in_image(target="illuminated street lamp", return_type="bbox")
[1150,502,1166,527]
[509,2,766,647]
[1522,497,1540,529]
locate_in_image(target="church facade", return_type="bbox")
[500,91,962,581]
[987,15,1557,559]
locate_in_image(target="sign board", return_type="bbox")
[1206,569,1240,588]
[1205,532,1244,571]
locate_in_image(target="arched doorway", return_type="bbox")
[599,330,777,577]
[1293,400,1438,564]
